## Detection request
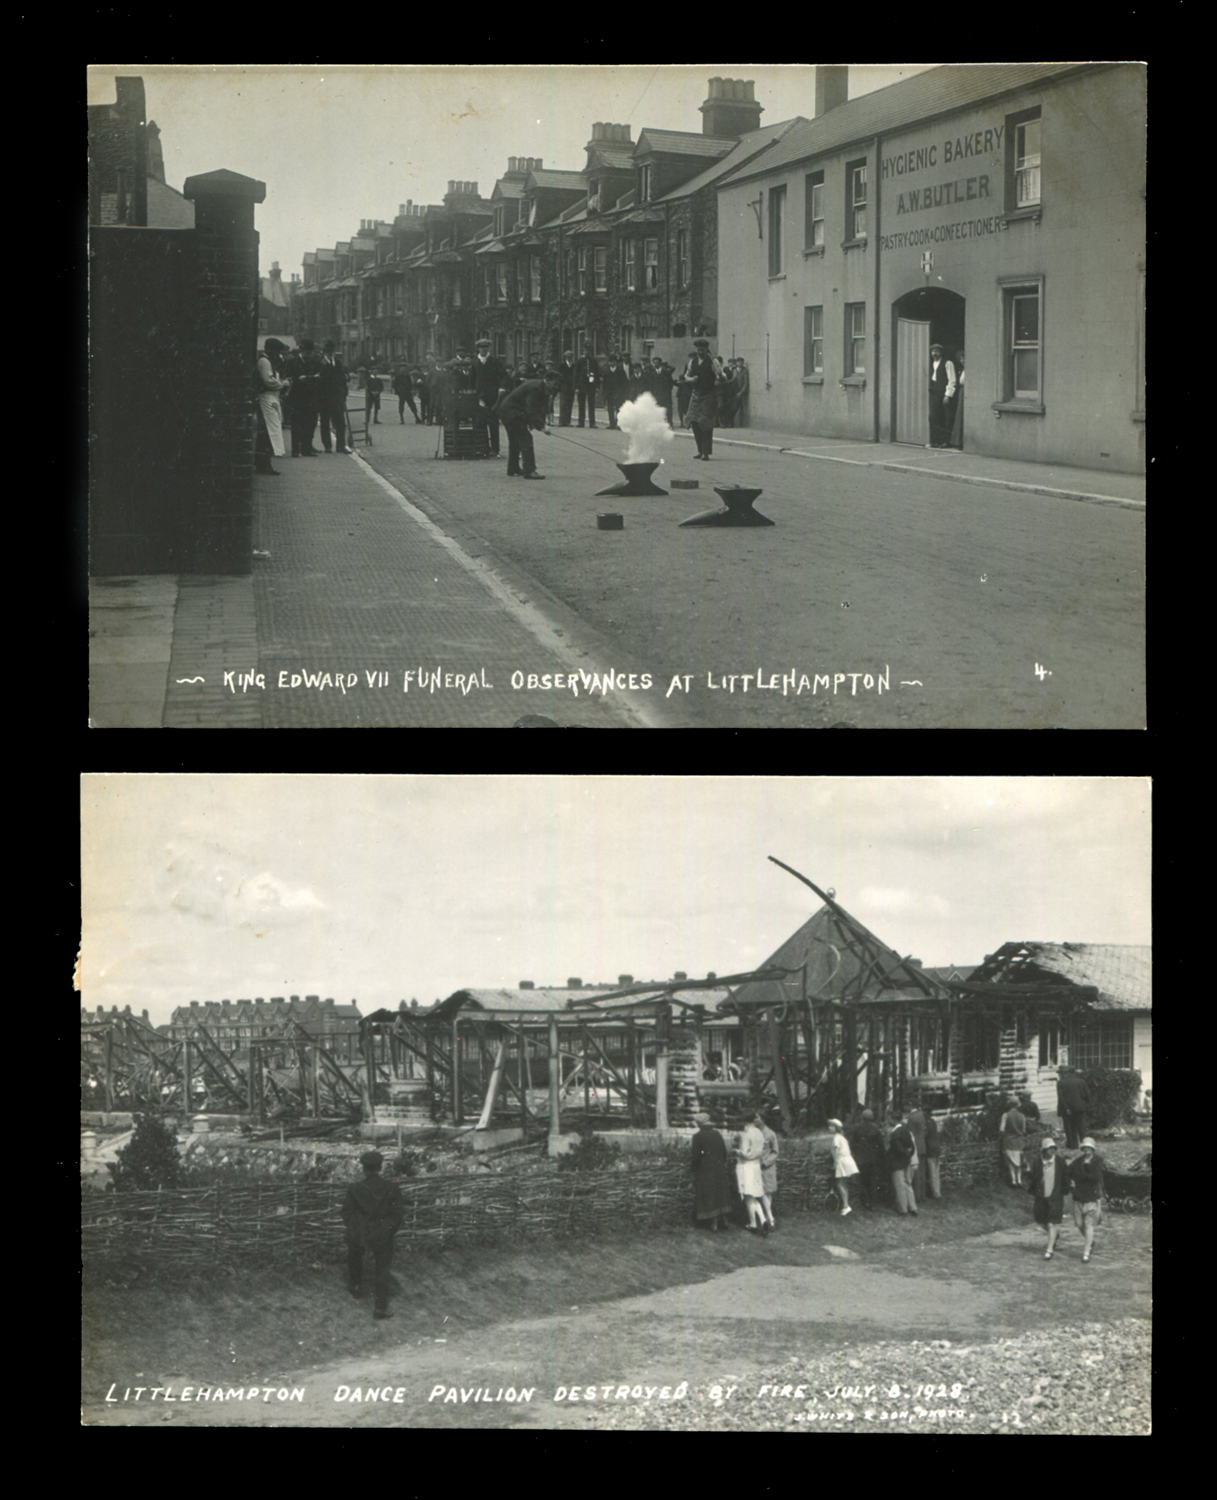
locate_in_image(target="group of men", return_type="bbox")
[253,337,355,473]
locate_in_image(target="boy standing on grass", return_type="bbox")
[342,1151,403,1319]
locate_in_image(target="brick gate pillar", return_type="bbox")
[182,169,266,574]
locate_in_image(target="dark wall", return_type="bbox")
[90,211,259,575]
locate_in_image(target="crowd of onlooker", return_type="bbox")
[689,1068,1108,1265]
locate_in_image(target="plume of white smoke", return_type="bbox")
[616,391,675,465]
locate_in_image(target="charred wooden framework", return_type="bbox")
[360,967,800,1132]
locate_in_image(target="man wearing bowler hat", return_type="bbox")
[342,1151,403,1319]
[928,342,958,449]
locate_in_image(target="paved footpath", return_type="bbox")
[91,445,691,728]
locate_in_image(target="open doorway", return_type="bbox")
[892,287,965,447]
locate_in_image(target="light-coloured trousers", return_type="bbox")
[891,1164,917,1214]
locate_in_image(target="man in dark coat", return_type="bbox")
[690,1112,732,1229]
[472,338,509,456]
[1056,1066,1092,1148]
[648,356,674,422]
[907,1093,928,1201]
[495,372,556,479]
[342,1151,403,1319]
[319,341,352,454]
[289,338,323,456]
[848,1108,886,1209]
[556,350,576,426]
[603,353,630,429]
[574,351,600,427]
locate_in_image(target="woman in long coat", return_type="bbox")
[689,1113,731,1231]
[1027,1135,1069,1259]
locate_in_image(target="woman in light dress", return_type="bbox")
[735,1112,769,1235]
[828,1116,860,1217]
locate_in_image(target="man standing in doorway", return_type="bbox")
[928,342,958,449]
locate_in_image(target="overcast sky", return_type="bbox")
[86,64,937,277]
[80,777,1150,1027]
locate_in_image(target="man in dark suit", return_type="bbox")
[603,352,630,429]
[648,356,674,422]
[495,371,557,479]
[318,341,352,453]
[342,1151,403,1320]
[290,338,324,456]
[556,350,576,426]
[574,351,600,428]
[472,338,509,456]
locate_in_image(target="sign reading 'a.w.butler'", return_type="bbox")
[879,122,1006,248]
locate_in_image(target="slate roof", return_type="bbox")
[527,169,586,189]
[722,64,1096,185]
[727,899,946,1012]
[588,145,636,171]
[637,129,738,159]
[655,117,804,201]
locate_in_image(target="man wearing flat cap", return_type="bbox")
[472,337,508,456]
[682,339,719,459]
[928,342,958,449]
[342,1150,403,1318]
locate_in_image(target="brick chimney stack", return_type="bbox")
[814,65,849,117]
[699,78,763,138]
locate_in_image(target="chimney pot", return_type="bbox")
[674,971,688,981]
[567,977,583,989]
[306,994,320,1003]
[618,974,634,986]
[706,972,717,981]
[191,1000,199,1008]
[519,980,535,989]
[290,994,300,1002]
[399,203,405,215]
[143,1009,149,1020]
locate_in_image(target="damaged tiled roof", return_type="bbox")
[980,944,1152,1011]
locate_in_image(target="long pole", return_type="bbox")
[548,1017,560,1137]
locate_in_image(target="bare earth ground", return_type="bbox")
[83,1193,1151,1431]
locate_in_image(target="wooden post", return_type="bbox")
[655,1003,670,1131]
[843,1009,857,1118]
[103,1028,114,1115]
[425,1023,435,1118]
[767,1006,794,1134]
[519,1031,527,1131]
[548,1017,560,1137]
[626,1015,636,1124]
[452,1018,463,1124]
[182,1038,193,1117]
[583,1028,590,1115]
[312,1043,321,1118]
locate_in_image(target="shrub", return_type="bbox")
[390,1148,440,1178]
[556,1126,622,1173]
[108,1112,181,1191]
[1082,1068,1142,1129]
[936,1110,983,1146]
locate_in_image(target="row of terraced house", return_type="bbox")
[292,75,801,374]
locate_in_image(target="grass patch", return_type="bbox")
[83,1180,1031,1396]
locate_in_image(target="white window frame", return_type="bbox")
[845,302,865,375]
[848,162,867,240]
[644,237,659,290]
[594,246,608,293]
[804,304,823,376]
[805,171,824,249]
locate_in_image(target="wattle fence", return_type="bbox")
[81,1142,1148,1269]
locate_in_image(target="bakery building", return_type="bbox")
[716,64,1146,474]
